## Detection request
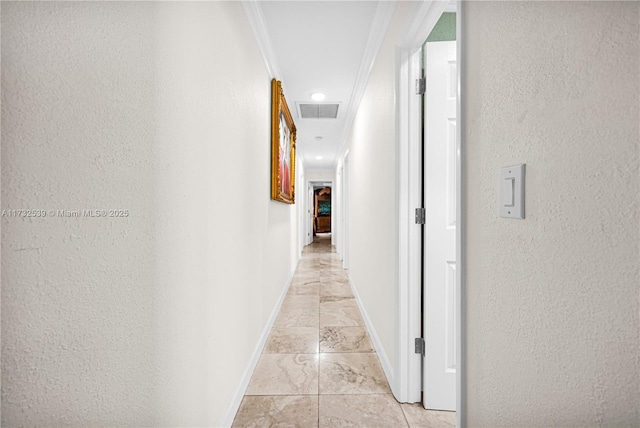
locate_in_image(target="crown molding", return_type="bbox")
[397,0,448,49]
[241,0,282,80]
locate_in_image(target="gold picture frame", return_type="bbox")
[271,79,296,204]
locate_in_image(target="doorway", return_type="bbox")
[308,181,333,244]
[314,186,332,234]
[307,183,315,245]
[395,1,464,425]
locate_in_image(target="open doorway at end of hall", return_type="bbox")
[312,185,332,242]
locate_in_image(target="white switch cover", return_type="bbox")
[499,164,525,219]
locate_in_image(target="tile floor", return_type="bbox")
[232,234,455,428]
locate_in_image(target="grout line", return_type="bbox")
[316,238,322,427]
[318,243,321,402]
[316,392,397,396]
[400,401,412,428]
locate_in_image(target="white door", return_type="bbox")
[423,40,457,411]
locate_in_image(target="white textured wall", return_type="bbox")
[305,169,334,183]
[341,2,411,379]
[464,2,639,425]
[1,2,298,426]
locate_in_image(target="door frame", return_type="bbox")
[307,182,314,245]
[308,181,334,241]
[395,1,465,426]
[342,152,350,270]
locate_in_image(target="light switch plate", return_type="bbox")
[499,164,525,219]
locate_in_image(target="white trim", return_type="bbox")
[394,43,423,403]
[444,1,457,13]
[335,165,343,258]
[307,182,314,246]
[456,3,466,426]
[348,274,394,387]
[341,151,350,270]
[335,0,397,162]
[397,0,448,49]
[394,0,458,409]
[241,0,282,80]
[308,180,334,243]
[329,180,336,246]
[298,157,306,258]
[221,263,298,427]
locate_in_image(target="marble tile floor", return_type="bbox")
[232,233,455,428]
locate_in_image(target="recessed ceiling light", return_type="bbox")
[311,92,325,101]
[315,156,323,160]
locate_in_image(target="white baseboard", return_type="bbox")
[220,261,299,427]
[347,275,395,390]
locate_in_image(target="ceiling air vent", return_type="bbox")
[297,103,340,119]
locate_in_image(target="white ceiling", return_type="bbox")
[257,1,385,171]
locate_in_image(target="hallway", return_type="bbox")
[1,1,638,425]
[232,234,455,427]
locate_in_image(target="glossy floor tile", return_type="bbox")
[401,403,456,428]
[320,276,350,286]
[232,395,318,428]
[273,307,319,328]
[233,234,455,427]
[320,283,353,297]
[281,295,319,309]
[245,354,318,395]
[291,276,322,287]
[320,326,373,353]
[320,306,364,327]
[319,352,390,394]
[319,394,408,427]
[264,327,319,354]
[320,295,357,309]
[287,283,320,296]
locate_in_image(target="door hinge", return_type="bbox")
[415,337,425,356]
[415,208,426,224]
[416,78,426,95]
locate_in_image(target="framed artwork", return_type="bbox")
[271,79,296,204]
